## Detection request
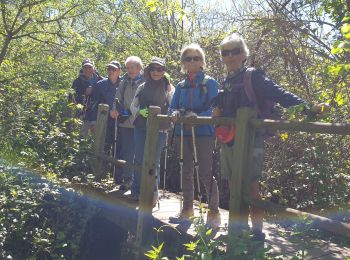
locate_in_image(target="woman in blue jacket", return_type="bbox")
[169,43,220,229]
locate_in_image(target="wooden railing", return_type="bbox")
[92,104,350,259]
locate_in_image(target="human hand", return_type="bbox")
[212,107,221,117]
[139,108,149,118]
[110,109,119,119]
[310,103,329,114]
[185,111,197,118]
[171,111,181,123]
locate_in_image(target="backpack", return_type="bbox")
[214,68,280,144]
[243,67,281,137]
[178,75,211,111]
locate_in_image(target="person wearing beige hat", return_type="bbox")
[130,57,174,203]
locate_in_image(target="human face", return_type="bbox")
[182,50,203,74]
[221,45,246,73]
[82,65,94,79]
[126,62,142,79]
[107,66,121,83]
[149,65,165,81]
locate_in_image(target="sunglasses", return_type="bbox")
[149,66,165,72]
[221,48,241,57]
[183,56,202,62]
[107,67,118,71]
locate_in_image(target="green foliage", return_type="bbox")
[145,242,167,259]
[0,0,350,257]
[0,166,97,259]
[0,77,93,179]
[264,133,350,211]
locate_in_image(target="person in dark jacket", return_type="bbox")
[130,57,174,204]
[213,33,327,242]
[93,60,122,154]
[72,58,102,137]
[169,43,221,229]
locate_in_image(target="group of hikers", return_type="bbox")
[72,33,326,240]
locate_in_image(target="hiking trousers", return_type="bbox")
[176,135,219,211]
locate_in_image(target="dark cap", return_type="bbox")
[150,57,166,67]
[107,60,121,69]
[82,58,94,67]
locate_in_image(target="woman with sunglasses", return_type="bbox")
[130,57,174,204]
[169,43,221,229]
[213,33,328,243]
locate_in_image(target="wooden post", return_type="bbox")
[135,106,161,259]
[93,104,109,180]
[227,107,257,251]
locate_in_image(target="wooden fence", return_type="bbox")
[92,104,350,259]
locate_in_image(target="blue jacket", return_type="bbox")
[169,71,218,136]
[91,77,121,121]
[72,73,101,121]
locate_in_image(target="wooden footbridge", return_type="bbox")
[88,104,350,259]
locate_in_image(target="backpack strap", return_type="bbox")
[200,75,210,94]
[178,75,211,112]
[119,79,128,108]
[243,67,262,117]
[178,79,186,88]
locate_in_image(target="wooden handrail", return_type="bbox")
[93,105,350,258]
[156,114,236,126]
[250,119,350,135]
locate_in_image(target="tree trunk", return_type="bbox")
[0,35,12,66]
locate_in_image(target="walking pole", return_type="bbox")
[179,121,184,213]
[191,126,202,211]
[112,117,118,181]
[113,98,121,181]
[208,137,218,210]
[163,132,168,198]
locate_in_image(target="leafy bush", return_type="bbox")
[0,166,97,259]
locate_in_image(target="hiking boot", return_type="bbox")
[128,193,139,203]
[169,208,194,223]
[206,210,221,230]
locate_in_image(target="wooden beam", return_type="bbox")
[156,115,350,135]
[93,104,109,180]
[157,114,236,126]
[251,119,350,135]
[135,106,161,259]
[227,108,257,250]
[245,197,350,238]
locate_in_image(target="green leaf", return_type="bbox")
[341,23,350,34]
[184,240,198,251]
[205,229,212,236]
